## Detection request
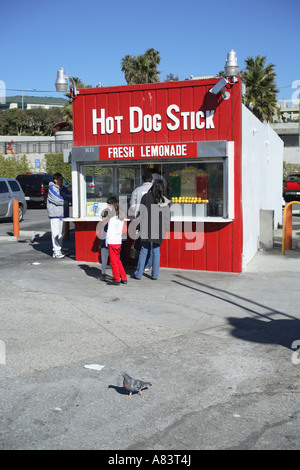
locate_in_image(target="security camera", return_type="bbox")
[209,77,228,95]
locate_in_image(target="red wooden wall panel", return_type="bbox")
[160,236,169,267]
[75,223,238,273]
[74,222,87,261]
[85,94,97,147]
[166,225,181,269]
[75,222,101,263]
[229,77,243,273]
[155,88,168,143]
[218,222,233,272]
[119,90,131,146]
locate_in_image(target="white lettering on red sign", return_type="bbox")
[140,144,187,158]
[92,109,123,135]
[92,106,215,136]
[108,146,134,158]
[129,107,162,133]
[166,105,215,130]
[104,143,190,159]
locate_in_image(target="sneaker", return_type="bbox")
[144,268,151,273]
[53,253,65,259]
[121,279,127,284]
[99,274,106,281]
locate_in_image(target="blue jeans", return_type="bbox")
[145,244,153,270]
[134,241,160,279]
[133,238,152,269]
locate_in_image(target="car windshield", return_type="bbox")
[0,181,9,193]
[41,175,53,184]
[17,175,41,186]
[287,174,300,183]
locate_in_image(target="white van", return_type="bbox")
[0,177,27,221]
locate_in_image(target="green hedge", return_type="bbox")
[283,162,300,180]
[44,153,71,182]
[0,155,33,178]
[0,153,72,182]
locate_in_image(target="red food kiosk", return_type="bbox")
[68,75,243,272]
[64,60,284,276]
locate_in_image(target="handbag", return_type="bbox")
[130,244,139,259]
[130,232,141,259]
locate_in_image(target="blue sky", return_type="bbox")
[1,0,299,102]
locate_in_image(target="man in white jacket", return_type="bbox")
[47,173,72,259]
[128,169,153,217]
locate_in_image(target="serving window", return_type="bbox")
[79,157,232,221]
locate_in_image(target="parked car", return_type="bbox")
[119,178,134,195]
[86,174,112,199]
[0,177,27,221]
[16,173,71,207]
[283,173,300,203]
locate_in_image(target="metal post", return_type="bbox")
[282,201,300,254]
[13,200,20,238]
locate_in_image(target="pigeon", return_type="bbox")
[30,231,36,243]
[120,371,152,398]
[30,232,39,244]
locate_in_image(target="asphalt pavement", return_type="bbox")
[1,208,300,451]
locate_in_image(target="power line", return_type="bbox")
[278,85,295,89]
[0,88,62,93]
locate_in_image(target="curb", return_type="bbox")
[0,231,50,242]
[0,236,18,242]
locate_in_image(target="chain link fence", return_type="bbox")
[0,139,73,154]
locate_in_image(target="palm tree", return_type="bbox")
[241,55,278,122]
[133,55,151,84]
[165,73,179,82]
[121,49,161,85]
[62,77,92,126]
[121,55,135,85]
[144,48,161,83]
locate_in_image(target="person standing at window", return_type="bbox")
[128,169,153,217]
[129,169,154,271]
[134,180,170,280]
[47,173,72,259]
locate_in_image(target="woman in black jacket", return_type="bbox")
[134,180,170,280]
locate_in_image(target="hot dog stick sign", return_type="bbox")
[92,105,216,135]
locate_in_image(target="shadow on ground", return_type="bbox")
[227,316,300,351]
[173,274,300,351]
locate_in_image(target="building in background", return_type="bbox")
[0,95,67,110]
[271,99,300,164]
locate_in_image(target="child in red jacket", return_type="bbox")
[106,197,127,286]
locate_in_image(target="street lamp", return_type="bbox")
[209,49,239,101]
[224,49,239,78]
[55,68,78,98]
